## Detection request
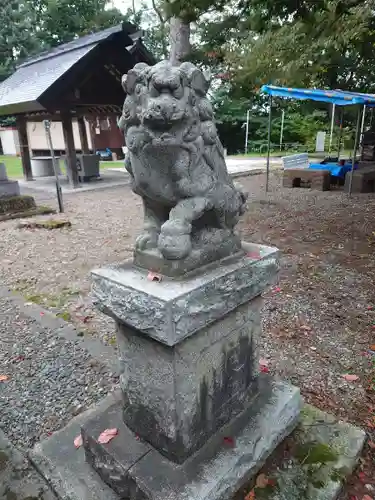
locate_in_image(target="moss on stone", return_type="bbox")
[17,219,71,230]
[295,442,338,465]
[56,311,71,321]
[0,195,35,214]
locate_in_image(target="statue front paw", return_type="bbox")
[136,230,159,251]
[158,221,192,260]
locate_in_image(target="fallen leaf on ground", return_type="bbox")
[259,358,269,367]
[368,441,375,449]
[98,428,118,444]
[273,287,281,293]
[244,489,255,500]
[0,375,9,382]
[223,436,235,446]
[74,435,83,448]
[247,252,260,260]
[370,345,375,351]
[260,365,270,373]
[255,473,269,488]
[342,374,360,382]
[359,472,367,481]
[147,272,162,282]
[362,495,373,500]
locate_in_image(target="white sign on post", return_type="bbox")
[315,131,326,152]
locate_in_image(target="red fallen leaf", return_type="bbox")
[40,312,45,317]
[147,272,162,282]
[260,365,270,373]
[13,355,25,362]
[98,428,118,444]
[223,436,235,446]
[362,495,373,500]
[247,252,261,260]
[0,375,9,382]
[74,434,83,448]
[244,489,255,500]
[273,287,281,293]
[367,306,373,310]
[358,472,366,481]
[342,374,359,382]
[135,433,140,441]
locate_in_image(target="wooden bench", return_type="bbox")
[282,153,309,170]
[283,169,331,191]
[344,164,375,193]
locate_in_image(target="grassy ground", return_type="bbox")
[0,155,124,179]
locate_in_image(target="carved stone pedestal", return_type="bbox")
[0,162,20,197]
[81,242,302,499]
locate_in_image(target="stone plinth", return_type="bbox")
[0,162,20,198]
[86,242,302,497]
[91,242,281,462]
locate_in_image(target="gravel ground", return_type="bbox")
[0,295,117,449]
[0,173,374,496]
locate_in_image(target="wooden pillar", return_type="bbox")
[16,115,33,181]
[78,116,90,154]
[62,113,79,188]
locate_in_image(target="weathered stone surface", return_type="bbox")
[0,180,20,198]
[0,429,56,500]
[0,162,8,181]
[251,404,366,500]
[118,60,247,275]
[29,392,123,500]
[82,377,302,500]
[91,242,279,346]
[116,297,261,462]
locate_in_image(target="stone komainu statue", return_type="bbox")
[119,60,247,274]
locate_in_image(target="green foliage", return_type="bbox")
[225,0,375,93]
[0,0,40,81]
[28,0,126,49]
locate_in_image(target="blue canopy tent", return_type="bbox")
[260,85,375,195]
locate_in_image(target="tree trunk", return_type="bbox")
[169,16,191,65]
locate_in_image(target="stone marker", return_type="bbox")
[0,162,20,197]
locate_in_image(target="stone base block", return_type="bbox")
[344,165,375,193]
[29,389,366,500]
[81,377,301,500]
[134,233,242,278]
[247,404,366,500]
[91,242,279,347]
[0,180,20,197]
[0,194,36,215]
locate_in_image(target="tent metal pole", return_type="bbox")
[244,109,250,154]
[337,108,344,160]
[265,95,272,193]
[359,105,366,158]
[348,106,363,197]
[329,103,335,154]
[279,109,285,150]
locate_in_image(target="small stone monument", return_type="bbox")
[0,162,20,198]
[79,60,302,499]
